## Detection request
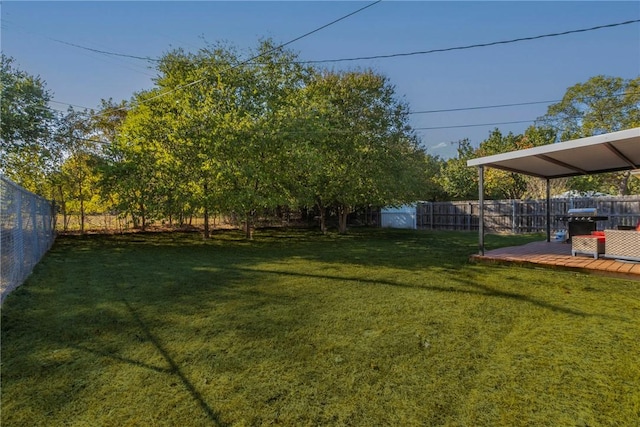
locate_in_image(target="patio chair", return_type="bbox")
[604,229,640,262]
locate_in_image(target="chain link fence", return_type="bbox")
[1,175,56,304]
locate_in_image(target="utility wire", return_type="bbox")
[29,84,638,135]
[103,0,382,114]
[412,100,639,130]
[409,100,560,114]
[300,19,640,64]
[88,17,640,117]
[414,120,535,131]
[36,89,638,130]
[46,37,160,63]
[50,100,97,111]
[33,15,635,117]
[409,89,640,115]
[20,13,636,122]
[268,0,381,52]
[1,18,159,77]
[5,2,382,66]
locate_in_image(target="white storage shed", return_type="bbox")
[380,205,417,229]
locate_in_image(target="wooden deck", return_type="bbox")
[471,241,640,280]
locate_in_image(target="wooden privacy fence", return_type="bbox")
[416,196,640,233]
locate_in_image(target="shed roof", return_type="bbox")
[467,127,640,179]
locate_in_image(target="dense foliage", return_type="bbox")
[439,75,640,200]
[538,75,640,196]
[0,54,55,194]
[105,42,431,236]
[1,49,638,234]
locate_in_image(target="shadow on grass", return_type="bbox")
[2,229,611,425]
[120,298,228,427]
[67,342,172,375]
[218,265,627,320]
[54,229,475,271]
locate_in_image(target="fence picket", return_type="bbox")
[416,197,640,233]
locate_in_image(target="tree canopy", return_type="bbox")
[98,41,429,236]
[0,55,55,193]
[538,75,640,195]
[3,48,638,235]
[439,75,639,201]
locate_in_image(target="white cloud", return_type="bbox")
[430,142,448,150]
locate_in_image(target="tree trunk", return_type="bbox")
[244,211,254,240]
[316,199,327,234]
[80,198,85,234]
[338,205,349,234]
[203,207,210,239]
[203,182,210,238]
[57,185,68,232]
[319,208,327,234]
[619,171,631,195]
[79,182,85,235]
[140,202,146,231]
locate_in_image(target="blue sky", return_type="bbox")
[2,1,639,158]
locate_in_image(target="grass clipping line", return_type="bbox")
[1,229,639,426]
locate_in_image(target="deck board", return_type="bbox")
[471,241,640,280]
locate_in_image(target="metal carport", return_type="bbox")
[467,127,640,254]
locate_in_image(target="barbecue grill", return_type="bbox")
[557,208,608,241]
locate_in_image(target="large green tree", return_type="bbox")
[51,107,106,233]
[420,153,447,202]
[76,41,453,234]
[218,41,314,238]
[438,139,478,200]
[439,127,557,201]
[303,70,427,233]
[148,41,314,238]
[475,127,556,199]
[113,41,316,238]
[0,55,55,193]
[475,129,529,199]
[155,49,216,234]
[107,90,175,230]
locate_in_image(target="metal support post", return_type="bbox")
[478,166,485,255]
[546,178,551,242]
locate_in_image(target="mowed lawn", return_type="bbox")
[1,229,639,426]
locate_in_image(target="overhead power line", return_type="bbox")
[15,16,635,69]
[409,89,640,115]
[409,100,560,114]
[22,12,635,122]
[301,19,640,64]
[101,0,381,114]
[95,17,639,116]
[1,18,158,63]
[47,38,160,62]
[49,100,96,111]
[11,2,381,66]
[271,0,381,52]
[414,120,534,131]
[34,84,638,133]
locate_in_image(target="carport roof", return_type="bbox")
[467,127,640,179]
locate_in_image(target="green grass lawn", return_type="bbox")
[2,229,639,426]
